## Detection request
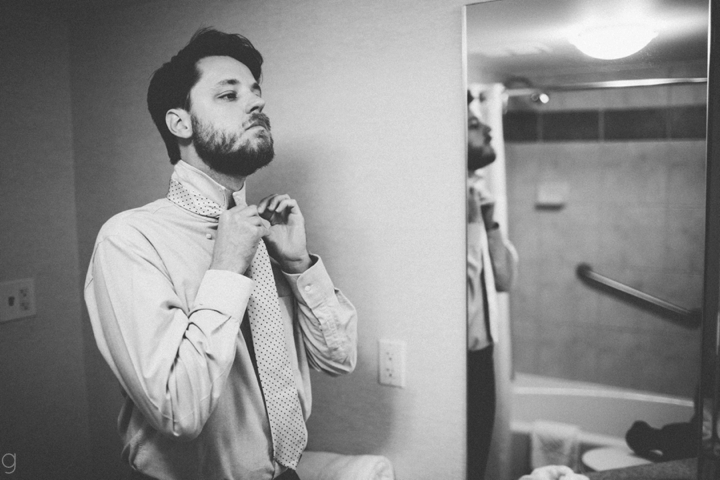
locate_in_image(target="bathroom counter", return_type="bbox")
[587,458,695,480]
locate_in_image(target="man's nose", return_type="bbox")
[247,94,265,114]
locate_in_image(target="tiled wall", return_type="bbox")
[505,84,706,397]
[505,106,706,142]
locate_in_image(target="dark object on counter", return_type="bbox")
[625,421,698,461]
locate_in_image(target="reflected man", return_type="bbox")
[467,91,518,480]
[85,28,357,480]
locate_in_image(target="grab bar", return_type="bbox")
[576,263,701,329]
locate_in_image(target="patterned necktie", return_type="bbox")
[167,178,308,468]
[479,223,499,343]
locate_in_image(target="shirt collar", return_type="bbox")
[468,170,487,187]
[172,160,247,210]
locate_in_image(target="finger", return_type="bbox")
[264,194,291,214]
[256,194,275,215]
[272,198,299,216]
[246,215,267,227]
[223,208,263,227]
[259,217,271,236]
[236,204,259,217]
[257,194,286,215]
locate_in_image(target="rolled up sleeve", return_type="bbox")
[486,227,519,292]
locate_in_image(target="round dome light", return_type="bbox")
[569,24,658,60]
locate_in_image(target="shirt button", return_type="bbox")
[304,285,312,292]
[206,233,213,239]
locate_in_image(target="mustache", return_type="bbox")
[246,113,271,131]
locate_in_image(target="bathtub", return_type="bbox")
[508,373,695,477]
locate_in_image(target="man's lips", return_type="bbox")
[245,114,271,131]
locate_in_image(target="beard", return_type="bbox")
[467,143,496,171]
[191,112,274,177]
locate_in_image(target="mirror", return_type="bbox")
[465,1,709,478]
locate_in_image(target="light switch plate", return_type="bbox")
[0,278,36,323]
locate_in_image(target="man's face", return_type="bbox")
[188,56,274,177]
[467,109,496,171]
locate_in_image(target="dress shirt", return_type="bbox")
[85,160,357,480]
[467,174,518,352]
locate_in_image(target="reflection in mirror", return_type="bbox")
[466,1,709,479]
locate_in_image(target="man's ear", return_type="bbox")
[166,108,192,139]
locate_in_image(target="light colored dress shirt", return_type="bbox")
[85,161,358,480]
[467,174,518,352]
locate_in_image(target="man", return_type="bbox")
[466,91,517,480]
[85,28,357,480]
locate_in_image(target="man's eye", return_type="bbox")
[219,92,237,100]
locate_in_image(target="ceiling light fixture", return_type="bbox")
[530,91,550,104]
[569,24,658,60]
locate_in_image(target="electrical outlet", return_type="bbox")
[0,278,36,323]
[378,339,406,388]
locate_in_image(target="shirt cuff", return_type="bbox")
[486,225,503,239]
[468,223,484,235]
[192,269,254,320]
[283,255,335,308]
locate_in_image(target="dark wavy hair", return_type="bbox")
[147,28,264,163]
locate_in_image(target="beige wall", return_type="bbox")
[71,1,469,478]
[0,7,91,479]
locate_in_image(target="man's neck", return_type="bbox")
[181,151,246,192]
[201,166,246,193]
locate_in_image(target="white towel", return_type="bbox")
[296,451,394,480]
[520,465,590,480]
[530,421,581,470]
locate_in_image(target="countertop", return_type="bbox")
[587,458,696,480]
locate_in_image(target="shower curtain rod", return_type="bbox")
[505,77,707,96]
